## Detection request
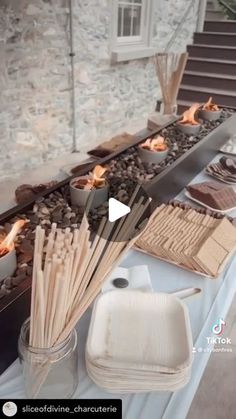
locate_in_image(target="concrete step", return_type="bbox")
[182,71,236,91]
[186,57,236,75]
[187,44,236,60]
[194,32,236,46]
[177,100,199,115]
[204,20,236,32]
[207,0,220,10]
[178,85,236,108]
[205,9,225,20]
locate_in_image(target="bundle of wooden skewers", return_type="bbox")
[155,52,188,115]
[27,187,151,396]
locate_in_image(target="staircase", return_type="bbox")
[205,0,225,20]
[177,14,236,114]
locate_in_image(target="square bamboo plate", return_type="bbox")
[86,290,193,373]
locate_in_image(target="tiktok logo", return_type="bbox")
[212,318,226,336]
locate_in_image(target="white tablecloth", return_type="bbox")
[1,155,236,419]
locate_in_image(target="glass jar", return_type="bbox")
[160,101,177,116]
[18,318,78,399]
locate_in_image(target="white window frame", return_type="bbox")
[111,0,155,62]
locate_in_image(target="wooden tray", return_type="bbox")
[133,245,236,280]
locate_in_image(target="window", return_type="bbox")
[118,1,143,41]
[111,0,155,62]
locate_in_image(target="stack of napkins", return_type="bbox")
[86,290,193,393]
[102,266,153,293]
[220,135,236,155]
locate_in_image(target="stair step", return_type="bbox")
[182,71,236,90]
[186,57,236,75]
[205,9,225,20]
[204,20,236,32]
[194,32,236,46]
[184,70,236,80]
[187,44,236,60]
[207,0,220,10]
[179,84,236,96]
[177,100,199,115]
[178,85,236,108]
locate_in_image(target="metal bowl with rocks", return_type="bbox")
[70,176,108,210]
[199,97,222,122]
[176,123,201,136]
[0,247,17,282]
[177,103,201,136]
[199,108,222,122]
[138,136,169,164]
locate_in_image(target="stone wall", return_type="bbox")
[0,0,199,180]
[0,0,72,179]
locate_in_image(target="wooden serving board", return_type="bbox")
[133,245,236,280]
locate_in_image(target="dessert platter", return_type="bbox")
[135,201,236,278]
[185,181,236,213]
[206,156,236,185]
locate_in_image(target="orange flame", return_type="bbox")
[0,220,27,257]
[179,103,200,125]
[203,97,219,111]
[140,136,168,152]
[84,165,107,190]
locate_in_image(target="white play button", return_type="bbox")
[108,198,131,223]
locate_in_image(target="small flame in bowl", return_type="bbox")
[139,136,168,152]
[0,220,27,257]
[203,97,219,112]
[179,103,200,126]
[75,165,107,190]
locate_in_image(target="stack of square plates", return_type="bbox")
[220,135,236,156]
[86,290,193,393]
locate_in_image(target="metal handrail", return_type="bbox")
[218,0,236,17]
[164,0,196,51]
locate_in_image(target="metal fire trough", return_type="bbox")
[0,111,236,374]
